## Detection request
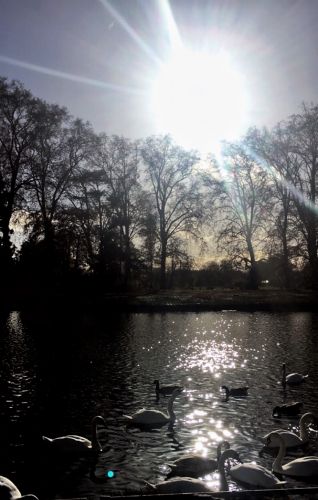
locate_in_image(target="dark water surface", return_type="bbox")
[0,309,318,498]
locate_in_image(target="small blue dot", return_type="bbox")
[107,470,115,478]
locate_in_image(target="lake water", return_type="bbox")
[0,309,318,498]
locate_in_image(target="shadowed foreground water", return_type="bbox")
[0,310,318,498]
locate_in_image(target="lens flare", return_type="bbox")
[151,47,248,152]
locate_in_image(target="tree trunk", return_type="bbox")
[281,230,291,288]
[1,215,12,253]
[44,218,54,242]
[307,225,318,289]
[247,238,259,290]
[0,212,13,277]
[123,230,131,290]
[160,239,167,289]
[0,199,14,281]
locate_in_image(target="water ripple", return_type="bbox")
[1,310,318,497]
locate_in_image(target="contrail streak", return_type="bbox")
[157,0,182,50]
[98,0,162,65]
[0,54,143,95]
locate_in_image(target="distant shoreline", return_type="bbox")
[105,289,318,312]
[1,288,317,312]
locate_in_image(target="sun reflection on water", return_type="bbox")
[177,335,241,375]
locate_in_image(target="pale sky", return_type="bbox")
[1,0,318,153]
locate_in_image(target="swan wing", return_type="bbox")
[48,435,92,451]
[230,463,283,488]
[159,384,183,395]
[286,373,307,384]
[131,409,168,425]
[287,402,303,409]
[283,456,318,477]
[64,435,92,445]
[264,430,303,448]
[0,476,21,499]
[230,387,249,396]
[174,456,211,466]
[263,428,284,439]
[275,402,302,413]
[172,456,217,476]
[155,477,212,493]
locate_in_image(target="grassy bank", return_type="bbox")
[116,288,318,312]
[2,286,316,312]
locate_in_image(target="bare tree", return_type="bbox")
[0,78,38,268]
[287,104,318,288]
[29,110,96,245]
[139,210,157,287]
[67,167,109,270]
[246,125,297,287]
[247,104,318,288]
[205,141,271,289]
[96,135,145,287]
[166,236,194,289]
[141,135,203,289]
[28,102,68,241]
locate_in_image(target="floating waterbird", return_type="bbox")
[269,431,318,478]
[221,385,249,399]
[282,363,308,386]
[123,387,183,427]
[166,440,230,478]
[42,415,106,453]
[0,476,38,500]
[218,448,285,488]
[153,379,183,397]
[272,401,303,418]
[263,412,316,448]
[143,477,213,494]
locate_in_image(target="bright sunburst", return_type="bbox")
[151,47,248,153]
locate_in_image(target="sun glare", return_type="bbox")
[151,48,248,154]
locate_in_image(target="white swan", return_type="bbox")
[218,448,285,488]
[124,387,183,427]
[144,477,213,493]
[269,431,318,478]
[263,412,316,448]
[153,379,183,397]
[282,363,308,386]
[0,476,38,500]
[42,415,106,453]
[166,441,230,478]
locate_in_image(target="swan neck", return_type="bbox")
[282,364,286,386]
[299,413,311,441]
[167,394,176,421]
[272,434,285,473]
[216,442,222,461]
[216,441,229,461]
[92,419,101,450]
[223,386,230,397]
[218,454,229,491]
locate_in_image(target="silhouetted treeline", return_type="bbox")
[1,77,318,293]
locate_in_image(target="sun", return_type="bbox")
[151,48,248,153]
